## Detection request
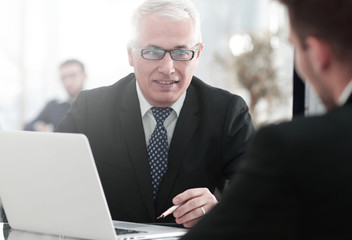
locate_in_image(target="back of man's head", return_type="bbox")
[279,0,352,63]
[130,0,202,43]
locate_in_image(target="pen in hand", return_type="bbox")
[157,204,182,219]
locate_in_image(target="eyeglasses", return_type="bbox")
[132,42,201,61]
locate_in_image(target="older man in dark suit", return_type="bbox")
[56,0,254,228]
[181,0,352,239]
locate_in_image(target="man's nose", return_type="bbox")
[158,52,175,75]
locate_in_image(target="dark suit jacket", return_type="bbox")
[0,201,6,223]
[24,100,71,131]
[181,95,352,239]
[56,73,254,224]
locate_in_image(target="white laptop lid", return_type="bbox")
[0,131,116,240]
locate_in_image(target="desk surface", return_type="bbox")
[1,223,181,240]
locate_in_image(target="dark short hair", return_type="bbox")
[278,0,352,62]
[60,59,85,73]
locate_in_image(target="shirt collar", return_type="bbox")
[338,79,352,106]
[136,81,186,117]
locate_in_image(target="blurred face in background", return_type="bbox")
[128,14,203,107]
[60,63,87,101]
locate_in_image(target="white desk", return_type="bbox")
[1,223,181,240]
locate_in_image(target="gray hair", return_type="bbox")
[130,0,202,43]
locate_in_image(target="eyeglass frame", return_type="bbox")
[131,41,201,61]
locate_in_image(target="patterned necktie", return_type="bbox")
[147,107,173,200]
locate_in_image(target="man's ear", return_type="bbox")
[305,36,332,73]
[127,45,134,67]
[196,43,204,58]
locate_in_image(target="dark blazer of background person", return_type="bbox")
[0,201,7,223]
[24,100,71,131]
[56,73,255,223]
[181,95,352,239]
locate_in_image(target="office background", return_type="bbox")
[0,0,301,130]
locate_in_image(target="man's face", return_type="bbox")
[60,63,86,100]
[128,14,203,107]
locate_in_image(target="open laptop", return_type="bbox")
[0,131,187,240]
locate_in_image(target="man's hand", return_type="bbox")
[33,121,54,132]
[172,188,218,228]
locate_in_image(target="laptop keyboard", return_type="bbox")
[115,227,146,235]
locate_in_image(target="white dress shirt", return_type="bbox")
[136,81,186,146]
[338,79,352,106]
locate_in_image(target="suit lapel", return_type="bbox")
[119,77,155,219]
[156,84,200,213]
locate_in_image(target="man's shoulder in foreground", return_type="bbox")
[181,104,352,240]
[255,103,352,147]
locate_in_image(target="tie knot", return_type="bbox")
[151,107,173,124]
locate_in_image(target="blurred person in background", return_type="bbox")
[24,59,87,131]
[181,0,352,238]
